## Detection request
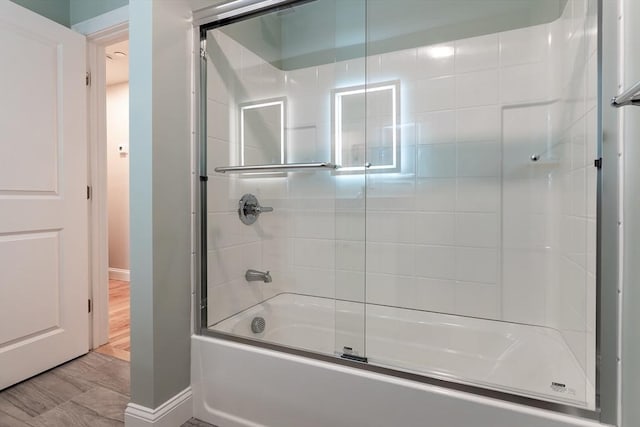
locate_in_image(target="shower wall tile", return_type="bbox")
[417,143,456,178]
[367,243,415,276]
[335,210,365,242]
[502,212,549,250]
[414,76,456,112]
[456,141,500,177]
[293,210,335,239]
[207,137,231,174]
[416,43,455,79]
[586,219,596,275]
[335,269,365,302]
[289,172,336,201]
[455,34,499,73]
[499,24,548,67]
[240,182,289,209]
[414,213,455,246]
[571,168,586,216]
[334,58,366,88]
[374,48,418,82]
[455,69,499,108]
[502,249,549,325]
[500,62,550,104]
[414,245,456,279]
[262,238,291,272]
[207,212,261,249]
[209,278,265,323]
[455,106,499,143]
[206,176,233,212]
[289,94,323,128]
[293,238,335,269]
[206,2,596,359]
[367,273,456,314]
[586,53,597,112]
[454,282,500,319]
[366,175,415,211]
[455,247,498,284]
[455,178,499,213]
[207,242,263,287]
[415,178,456,212]
[336,240,365,272]
[557,258,587,331]
[207,99,231,142]
[286,126,318,163]
[454,213,498,248]
[291,267,335,299]
[366,212,415,244]
[207,62,230,105]
[416,111,456,144]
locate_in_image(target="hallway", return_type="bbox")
[96,280,131,362]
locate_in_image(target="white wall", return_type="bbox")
[106,82,130,271]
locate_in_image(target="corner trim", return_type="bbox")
[124,388,193,427]
[109,268,131,282]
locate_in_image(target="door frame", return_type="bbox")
[73,6,129,349]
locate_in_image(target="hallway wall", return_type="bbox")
[107,82,130,272]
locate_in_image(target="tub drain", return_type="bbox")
[251,316,266,334]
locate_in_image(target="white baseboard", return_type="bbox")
[109,267,130,281]
[124,387,192,427]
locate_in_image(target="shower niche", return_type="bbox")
[200,0,599,413]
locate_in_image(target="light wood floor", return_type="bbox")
[0,352,216,426]
[95,280,130,362]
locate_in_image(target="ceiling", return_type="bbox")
[105,40,129,86]
[218,0,567,71]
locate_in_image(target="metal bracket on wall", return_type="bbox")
[611,80,640,107]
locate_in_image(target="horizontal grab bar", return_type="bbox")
[214,162,339,174]
[611,80,640,107]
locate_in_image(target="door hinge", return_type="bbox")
[594,157,602,169]
[88,299,92,313]
[87,185,92,200]
[86,71,91,87]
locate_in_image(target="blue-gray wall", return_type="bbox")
[9,0,128,27]
[70,0,128,26]
[9,0,70,27]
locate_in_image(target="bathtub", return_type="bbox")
[192,293,600,427]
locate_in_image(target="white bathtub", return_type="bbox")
[192,293,600,427]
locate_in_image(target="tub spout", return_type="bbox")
[245,269,272,283]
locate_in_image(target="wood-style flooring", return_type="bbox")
[0,352,215,427]
[96,280,130,362]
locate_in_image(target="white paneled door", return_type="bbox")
[0,0,88,389]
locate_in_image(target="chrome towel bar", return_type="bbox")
[611,80,640,107]
[214,162,338,174]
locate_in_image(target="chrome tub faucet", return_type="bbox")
[245,269,272,283]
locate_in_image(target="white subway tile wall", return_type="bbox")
[205,0,596,386]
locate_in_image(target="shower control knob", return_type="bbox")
[238,193,273,225]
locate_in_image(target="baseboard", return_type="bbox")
[124,387,192,427]
[109,267,130,281]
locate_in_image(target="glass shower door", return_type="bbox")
[361,0,597,409]
[203,0,368,361]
